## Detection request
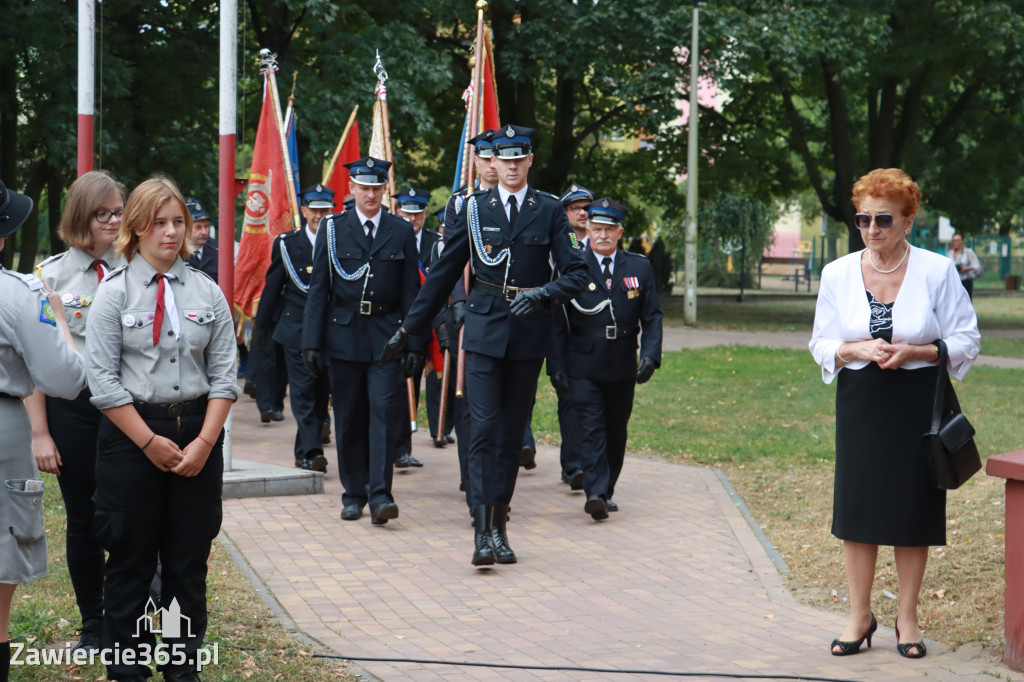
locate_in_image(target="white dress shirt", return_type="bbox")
[497,185,528,224]
[809,246,980,384]
[355,208,382,238]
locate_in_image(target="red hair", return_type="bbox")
[851,168,921,216]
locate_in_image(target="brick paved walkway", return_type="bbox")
[222,369,1015,681]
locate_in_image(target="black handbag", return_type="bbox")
[923,340,981,490]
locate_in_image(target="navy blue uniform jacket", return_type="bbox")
[255,229,312,348]
[302,210,423,362]
[186,237,218,282]
[550,249,664,383]
[403,185,589,361]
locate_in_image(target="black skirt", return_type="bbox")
[832,362,946,547]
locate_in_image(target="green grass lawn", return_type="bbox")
[534,346,1022,466]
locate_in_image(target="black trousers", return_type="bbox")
[45,389,105,631]
[453,391,472,506]
[282,345,330,462]
[570,377,635,501]
[464,352,542,507]
[250,335,287,413]
[93,413,223,678]
[556,391,580,476]
[328,359,401,508]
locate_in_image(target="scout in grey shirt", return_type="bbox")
[83,175,238,682]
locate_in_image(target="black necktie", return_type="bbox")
[602,256,612,289]
[365,220,374,250]
[507,195,518,230]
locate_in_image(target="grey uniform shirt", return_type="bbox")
[0,268,87,399]
[37,245,126,364]
[86,255,241,409]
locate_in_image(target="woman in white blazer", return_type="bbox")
[809,168,980,660]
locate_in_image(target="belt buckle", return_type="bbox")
[359,300,372,315]
[168,403,182,417]
[503,288,518,303]
[605,325,618,340]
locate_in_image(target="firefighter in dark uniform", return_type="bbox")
[301,157,424,526]
[391,187,439,468]
[382,124,589,566]
[184,198,218,282]
[549,198,663,520]
[254,185,334,472]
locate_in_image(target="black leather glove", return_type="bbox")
[550,371,570,395]
[509,286,550,316]
[302,349,323,376]
[636,357,656,385]
[251,325,269,347]
[380,328,410,366]
[450,300,466,332]
[435,323,451,353]
[402,351,424,378]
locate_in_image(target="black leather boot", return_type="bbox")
[471,506,495,566]
[490,503,517,564]
[1,640,10,681]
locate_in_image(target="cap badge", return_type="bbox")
[316,184,323,192]
[602,199,610,208]
[366,158,375,168]
[588,282,596,291]
[409,189,416,197]
[571,185,578,193]
[506,126,515,138]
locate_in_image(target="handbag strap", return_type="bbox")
[929,339,949,433]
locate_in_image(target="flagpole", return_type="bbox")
[374,51,398,212]
[260,49,302,232]
[323,105,360,183]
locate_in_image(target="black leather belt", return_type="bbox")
[474,280,528,303]
[333,297,397,315]
[575,325,639,340]
[0,392,21,401]
[134,396,208,419]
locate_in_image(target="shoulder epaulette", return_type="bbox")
[105,264,128,280]
[535,190,559,201]
[2,269,44,291]
[37,252,67,270]
[623,249,650,261]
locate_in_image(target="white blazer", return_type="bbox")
[809,245,980,384]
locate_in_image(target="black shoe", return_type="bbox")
[113,676,149,682]
[243,381,257,398]
[165,671,201,682]
[306,454,328,472]
[471,506,495,566]
[260,411,273,423]
[561,469,583,490]
[371,501,399,525]
[294,457,304,468]
[340,504,363,521]
[407,454,423,468]
[490,503,517,564]
[444,434,455,444]
[432,436,446,448]
[72,627,101,655]
[585,495,608,520]
[459,480,465,492]
[831,613,877,656]
[606,499,619,512]
[320,423,331,445]
[271,410,285,422]
[520,446,537,470]
[395,452,412,468]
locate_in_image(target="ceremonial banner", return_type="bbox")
[368,98,392,208]
[453,33,500,192]
[325,119,361,201]
[234,73,291,320]
[286,110,300,194]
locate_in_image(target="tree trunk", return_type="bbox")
[538,75,576,191]
[17,162,51,273]
[1,59,17,269]
[47,171,65,256]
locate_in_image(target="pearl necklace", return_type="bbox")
[868,245,909,274]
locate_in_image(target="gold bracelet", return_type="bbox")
[933,343,940,363]
[836,347,850,364]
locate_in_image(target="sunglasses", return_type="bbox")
[854,212,894,230]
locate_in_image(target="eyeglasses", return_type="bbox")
[567,206,589,214]
[93,209,124,223]
[854,212,894,230]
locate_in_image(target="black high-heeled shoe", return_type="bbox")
[830,613,877,656]
[895,617,927,658]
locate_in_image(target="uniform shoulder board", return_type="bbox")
[470,187,491,197]
[105,264,128,279]
[2,269,44,291]
[623,249,650,261]
[37,252,67,270]
[535,190,560,201]
[278,229,299,243]
[184,263,217,284]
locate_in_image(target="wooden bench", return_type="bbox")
[758,256,811,292]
